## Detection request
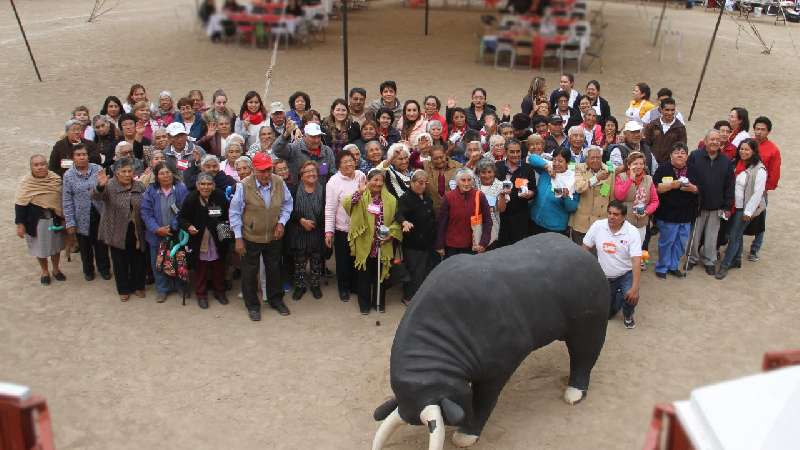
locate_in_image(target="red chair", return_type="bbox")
[0,394,55,450]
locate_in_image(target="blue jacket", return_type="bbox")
[174,112,207,140]
[140,182,189,247]
[527,154,579,232]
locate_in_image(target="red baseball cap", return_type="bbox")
[252,153,273,170]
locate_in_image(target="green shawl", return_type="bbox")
[343,188,403,281]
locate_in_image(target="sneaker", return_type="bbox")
[668,269,686,278]
[99,271,112,280]
[248,309,261,321]
[213,291,229,305]
[704,265,716,276]
[655,272,667,279]
[623,314,636,329]
[156,292,168,303]
[338,289,350,302]
[715,267,729,280]
[197,296,209,309]
[748,253,760,262]
[640,261,647,271]
[310,286,323,299]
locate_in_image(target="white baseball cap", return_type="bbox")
[166,122,187,136]
[623,121,643,132]
[304,123,325,136]
[270,101,285,113]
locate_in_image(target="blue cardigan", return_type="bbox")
[140,182,189,247]
[527,154,579,232]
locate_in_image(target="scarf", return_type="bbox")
[734,159,747,176]
[672,164,688,179]
[242,110,265,125]
[344,188,402,281]
[15,171,63,217]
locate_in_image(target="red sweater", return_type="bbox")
[757,139,781,190]
[436,189,492,249]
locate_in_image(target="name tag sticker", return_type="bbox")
[318,162,329,176]
[486,195,497,208]
[177,159,189,170]
[208,208,222,217]
[448,180,456,190]
[367,203,381,215]
[60,159,73,169]
[170,203,179,214]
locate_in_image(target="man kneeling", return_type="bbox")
[582,200,642,329]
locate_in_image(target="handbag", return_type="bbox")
[216,221,234,241]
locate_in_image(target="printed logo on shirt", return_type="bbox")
[602,241,617,254]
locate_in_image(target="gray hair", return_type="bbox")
[498,122,513,132]
[455,168,476,184]
[113,157,134,171]
[704,128,721,142]
[224,135,245,154]
[475,159,496,174]
[488,134,505,147]
[114,141,133,158]
[235,155,253,169]
[65,118,82,132]
[410,169,428,182]
[92,115,111,127]
[387,142,410,161]
[343,143,359,154]
[201,154,220,166]
[568,126,585,137]
[152,127,168,138]
[427,120,443,132]
[196,172,214,185]
[365,140,382,152]
[586,145,603,157]
[29,154,47,168]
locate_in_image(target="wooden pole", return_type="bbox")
[424,0,430,35]
[652,0,668,46]
[9,0,43,82]
[688,3,725,121]
[342,0,349,99]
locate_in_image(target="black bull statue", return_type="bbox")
[372,234,610,449]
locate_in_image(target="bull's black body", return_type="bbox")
[382,233,610,437]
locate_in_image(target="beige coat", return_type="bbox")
[570,163,612,234]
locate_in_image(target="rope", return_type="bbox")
[264,1,291,102]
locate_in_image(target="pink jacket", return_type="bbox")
[613,175,659,216]
[325,170,367,233]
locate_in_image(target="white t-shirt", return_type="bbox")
[583,219,642,278]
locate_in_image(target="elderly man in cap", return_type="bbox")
[269,101,288,136]
[544,115,569,154]
[605,121,657,175]
[229,152,294,321]
[164,122,205,178]
[273,119,336,186]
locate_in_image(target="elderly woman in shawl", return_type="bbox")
[343,168,402,315]
[15,154,66,285]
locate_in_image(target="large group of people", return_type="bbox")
[15,74,781,328]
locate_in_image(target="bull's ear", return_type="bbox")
[373,398,399,421]
[440,398,464,425]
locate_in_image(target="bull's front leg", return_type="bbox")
[452,377,509,448]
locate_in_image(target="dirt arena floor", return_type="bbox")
[1,0,799,448]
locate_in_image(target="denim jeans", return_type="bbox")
[721,209,748,268]
[608,271,635,318]
[655,220,691,274]
[749,198,768,255]
[149,243,178,294]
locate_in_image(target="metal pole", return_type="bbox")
[342,0,349,99]
[425,0,429,36]
[652,0,668,46]
[688,4,725,121]
[9,0,42,82]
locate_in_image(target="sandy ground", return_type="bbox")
[1,0,799,448]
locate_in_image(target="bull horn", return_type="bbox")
[420,405,446,450]
[371,408,405,450]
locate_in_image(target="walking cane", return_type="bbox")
[375,225,390,327]
[683,217,698,273]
